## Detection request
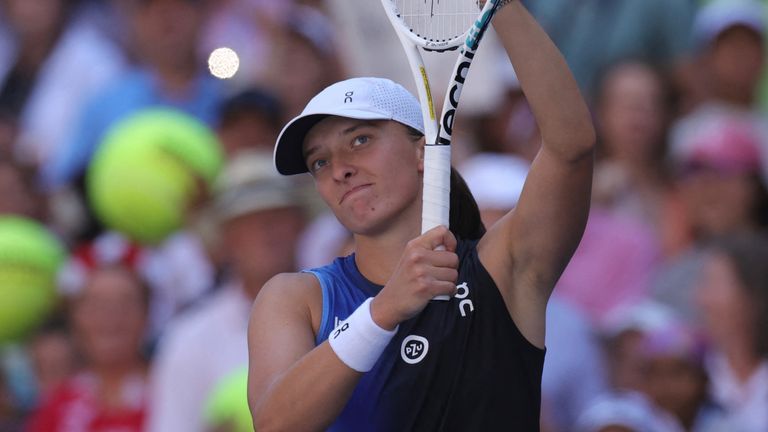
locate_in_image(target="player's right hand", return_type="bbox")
[370,226,459,330]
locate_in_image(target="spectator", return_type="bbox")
[459,152,529,228]
[553,208,662,325]
[671,0,768,180]
[507,61,671,325]
[0,0,127,166]
[41,0,222,191]
[689,0,765,110]
[147,150,307,432]
[469,68,540,163]
[541,299,608,432]
[58,230,216,352]
[576,390,685,432]
[26,262,150,431]
[695,232,768,431]
[522,0,695,99]
[296,211,352,270]
[0,369,24,431]
[261,5,344,120]
[26,317,77,403]
[600,302,679,395]
[0,111,16,159]
[215,87,283,157]
[637,321,720,431]
[592,61,673,230]
[654,118,768,324]
[0,160,46,221]
[577,303,719,432]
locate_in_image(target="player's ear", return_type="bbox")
[401,123,425,171]
[416,138,425,172]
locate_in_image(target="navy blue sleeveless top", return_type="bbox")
[306,239,545,431]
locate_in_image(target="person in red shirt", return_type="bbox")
[27,244,150,432]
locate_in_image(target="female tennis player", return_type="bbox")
[248,1,595,430]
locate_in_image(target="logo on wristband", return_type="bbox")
[331,322,349,339]
[401,335,429,364]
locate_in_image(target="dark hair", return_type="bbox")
[450,167,486,240]
[404,126,486,240]
[706,231,768,357]
[217,88,283,131]
[750,173,768,228]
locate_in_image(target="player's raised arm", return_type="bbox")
[476,1,596,346]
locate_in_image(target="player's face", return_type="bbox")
[303,118,424,235]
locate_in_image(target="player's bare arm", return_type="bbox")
[476,0,596,347]
[247,273,358,431]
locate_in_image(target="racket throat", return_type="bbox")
[436,48,474,145]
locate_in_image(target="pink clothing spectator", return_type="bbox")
[554,208,661,325]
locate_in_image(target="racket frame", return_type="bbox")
[381,0,502,233]
[381,0,503,300]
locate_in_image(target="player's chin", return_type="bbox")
[338,212,388,237]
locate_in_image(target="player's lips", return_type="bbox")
[340,184,373,204]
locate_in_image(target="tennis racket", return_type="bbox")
[381,0,503,299]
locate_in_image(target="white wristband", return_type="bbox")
[328,298,398,372]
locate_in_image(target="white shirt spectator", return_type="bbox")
[147,284,251,432]
[9,11,126,165]
[576,390,685,432]
[706,354,768,432]
[542,298,608,430]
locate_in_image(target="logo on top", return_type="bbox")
[401,335,429,364]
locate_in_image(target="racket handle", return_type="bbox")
[422,145,451,234]
[423,146,451,301]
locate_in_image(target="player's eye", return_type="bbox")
[352,135,370,147]
[309,158,328,173]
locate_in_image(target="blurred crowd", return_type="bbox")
[0,0,767,431]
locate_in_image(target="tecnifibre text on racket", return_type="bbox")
[381,0,503,299]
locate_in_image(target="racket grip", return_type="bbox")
[422,145,451,234]
[423,146,451,301]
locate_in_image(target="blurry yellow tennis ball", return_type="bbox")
[205,368,251,432]
[87,109,223,245]
[208,47,240,79]
[0,217,66,344]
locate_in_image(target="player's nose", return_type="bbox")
[332,157,357,181]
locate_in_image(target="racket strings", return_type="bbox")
[394,0,479,43]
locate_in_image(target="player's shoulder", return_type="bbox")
[262,272,320,294]
[250,272,324,336]
[254,272,322,314]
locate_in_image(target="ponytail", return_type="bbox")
[449,167,486,240]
